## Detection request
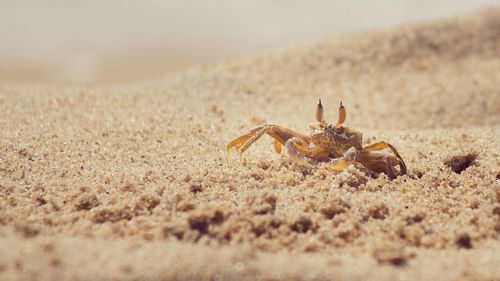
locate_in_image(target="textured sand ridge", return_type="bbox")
[1,8,499,281]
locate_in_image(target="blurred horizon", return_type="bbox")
[1,0,498,84]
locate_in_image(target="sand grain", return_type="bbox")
[1,8,499,281]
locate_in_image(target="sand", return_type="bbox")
[1,8,499,281]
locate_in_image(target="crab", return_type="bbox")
[226,99,407,179]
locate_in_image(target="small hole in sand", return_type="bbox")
[444,152,478,174]
[189,184,203,194]
[290,217,313,233]
[456,233,473,249]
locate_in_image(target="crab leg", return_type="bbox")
[285,137,334,167]
[226,124,310,161]
[327,140,406,178]
[328,158,355,172]
[327,151,401,179]
[353,151,400,179]
[362,141,407,175]
[285,137,315,167]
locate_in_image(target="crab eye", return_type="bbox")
[315,99,324,123]
[337,102,346,125]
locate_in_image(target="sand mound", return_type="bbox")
[0,8,499,281]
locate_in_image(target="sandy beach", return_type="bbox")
[0,8,499,281]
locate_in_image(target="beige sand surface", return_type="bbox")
[1,8,499,281]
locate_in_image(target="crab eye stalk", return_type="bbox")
[315,99,325,123]
[336,101,346,127]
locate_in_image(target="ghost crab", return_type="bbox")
[226,100,407,179]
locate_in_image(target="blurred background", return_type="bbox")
[1,0,498,85]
